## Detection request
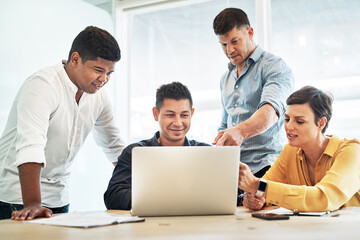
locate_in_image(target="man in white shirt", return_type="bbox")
[0,26,125,220]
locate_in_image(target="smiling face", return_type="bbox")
[218,26,255,70]
[284,103,326,149]
[153,98,194,146]
[68,52,115,95]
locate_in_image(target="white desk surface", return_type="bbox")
[1,207,359,240]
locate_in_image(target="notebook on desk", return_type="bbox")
[131,146,240,217]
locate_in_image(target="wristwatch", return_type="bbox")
[255,178,267,197]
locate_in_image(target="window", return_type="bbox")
[123,0,256,143]
[271,0,360,138]
[117,0,360,143]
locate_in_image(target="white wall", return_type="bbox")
[0,0,118,211]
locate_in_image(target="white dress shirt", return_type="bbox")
[0,61,124,207]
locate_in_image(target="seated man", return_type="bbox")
[104,81,210,210]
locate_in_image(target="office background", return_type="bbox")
[0,0,359,211]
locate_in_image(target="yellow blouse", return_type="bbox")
[264,135,360,211]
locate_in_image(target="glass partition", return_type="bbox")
[272,0,360,138]
[128,0,256,143]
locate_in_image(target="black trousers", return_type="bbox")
[0,201,69,220]
[237,165,271,206]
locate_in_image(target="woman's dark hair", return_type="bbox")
[286,86,333,133]
[67,26,121,63]
[156,82,193,109]
[213,8,250,35]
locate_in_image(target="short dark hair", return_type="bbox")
[286,86,333,133]
[67,26,121,63]
[213,8,250,35]
[155,82,193,109]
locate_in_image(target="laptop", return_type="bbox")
[131,146,240,217]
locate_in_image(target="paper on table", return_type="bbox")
[264,207,330,216]
[25,211,145,228]
[263,207,294,215]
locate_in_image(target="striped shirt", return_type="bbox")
[219,46,294,173]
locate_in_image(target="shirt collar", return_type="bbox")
[150,132,162,146]
[297,135,338,161]
[227,45,263,71]
[60,60,79,94]
[297,148,305,163]
[151,131,191,146]
[249,45,263,63]
[322,135,340,158]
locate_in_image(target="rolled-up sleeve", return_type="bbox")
[15,77,57,167]
[258,58,294,117]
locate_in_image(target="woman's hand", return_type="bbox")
[238,162,259,194]
[243,193,266,210]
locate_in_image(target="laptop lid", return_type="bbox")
[131,146,240,217]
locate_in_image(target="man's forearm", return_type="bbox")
[236,104,278,140]
[18,162,43,207]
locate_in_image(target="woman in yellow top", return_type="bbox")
[238,86,360,212]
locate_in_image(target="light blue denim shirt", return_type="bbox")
[219,46,294,174]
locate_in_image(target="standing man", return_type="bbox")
[212,8,294,196]
[104,82,209,210]
[0,26,124,220]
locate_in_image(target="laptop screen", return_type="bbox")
[131,146,240,217]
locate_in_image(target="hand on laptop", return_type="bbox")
[213,127,244,146]
[238,162,260,195]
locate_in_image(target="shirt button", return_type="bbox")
[234,104,238,107]
[235,85,239,89]
[232,123,236,126]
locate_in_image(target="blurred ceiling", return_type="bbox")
[83,0,114,16]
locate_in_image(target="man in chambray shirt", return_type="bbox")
[212,8,294,204]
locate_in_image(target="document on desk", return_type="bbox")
[264,207,330,216]
[25,211,145,228]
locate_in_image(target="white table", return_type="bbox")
[1,207,359,240]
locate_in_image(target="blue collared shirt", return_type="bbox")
[219,46,294,174]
